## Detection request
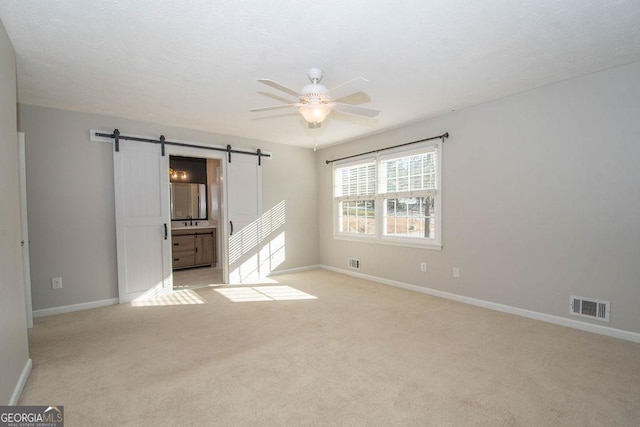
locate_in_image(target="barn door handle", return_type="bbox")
[164,223,168,240]
[230,221,234,236]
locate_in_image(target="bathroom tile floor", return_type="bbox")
[173,266,223,289]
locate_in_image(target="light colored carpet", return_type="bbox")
[20,269,640,426]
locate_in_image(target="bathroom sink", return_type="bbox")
[172,225,216,230]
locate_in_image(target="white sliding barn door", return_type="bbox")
[114,141,172,302]
[227,154,262,284]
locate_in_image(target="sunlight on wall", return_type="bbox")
[131,289,205,307]
[215,285,317,302]
[229,200,287,283]
[259,232,285,276]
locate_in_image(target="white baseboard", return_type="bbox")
[267,264,321,277]
[9,358,32,405]
[320,265,640,344]
[33,298,119,318]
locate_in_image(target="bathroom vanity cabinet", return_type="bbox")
[171,227,216,270]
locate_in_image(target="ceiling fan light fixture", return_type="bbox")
[299,103,331,126]
[252,68,379,132]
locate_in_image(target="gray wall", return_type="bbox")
[18,105,318,311]
[317,61,640,334]
[0,19,29,404]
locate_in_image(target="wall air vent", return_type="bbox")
[570,295,610,322]
[348,258,360,270]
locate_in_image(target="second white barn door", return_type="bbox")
[227,153,262,283]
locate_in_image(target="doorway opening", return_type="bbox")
[168,153,224,289]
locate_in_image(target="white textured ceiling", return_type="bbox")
[1,0,640,148]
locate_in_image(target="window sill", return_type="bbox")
[333,234,442,251]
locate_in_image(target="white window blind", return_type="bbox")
[334,161,376,199]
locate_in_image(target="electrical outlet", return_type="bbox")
[453,267,461,279]
[51,277,63,289]
[420,262,427,273]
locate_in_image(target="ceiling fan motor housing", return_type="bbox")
[300,83,329,103]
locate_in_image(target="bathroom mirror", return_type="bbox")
[170,183,207,220]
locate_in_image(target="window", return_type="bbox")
[334,161,376,235]
[333,142,441,249]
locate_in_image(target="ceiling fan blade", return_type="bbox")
[249,103,300,112]
[257,91,295,104]
[327,77,369,101]
[331,102,379,118]
[258,79,300,98]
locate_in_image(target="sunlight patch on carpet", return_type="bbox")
[215,285,317,302]
[132,289,205,306]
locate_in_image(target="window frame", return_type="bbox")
[332,140,442,250]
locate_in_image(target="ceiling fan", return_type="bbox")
[250,68,379,128]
